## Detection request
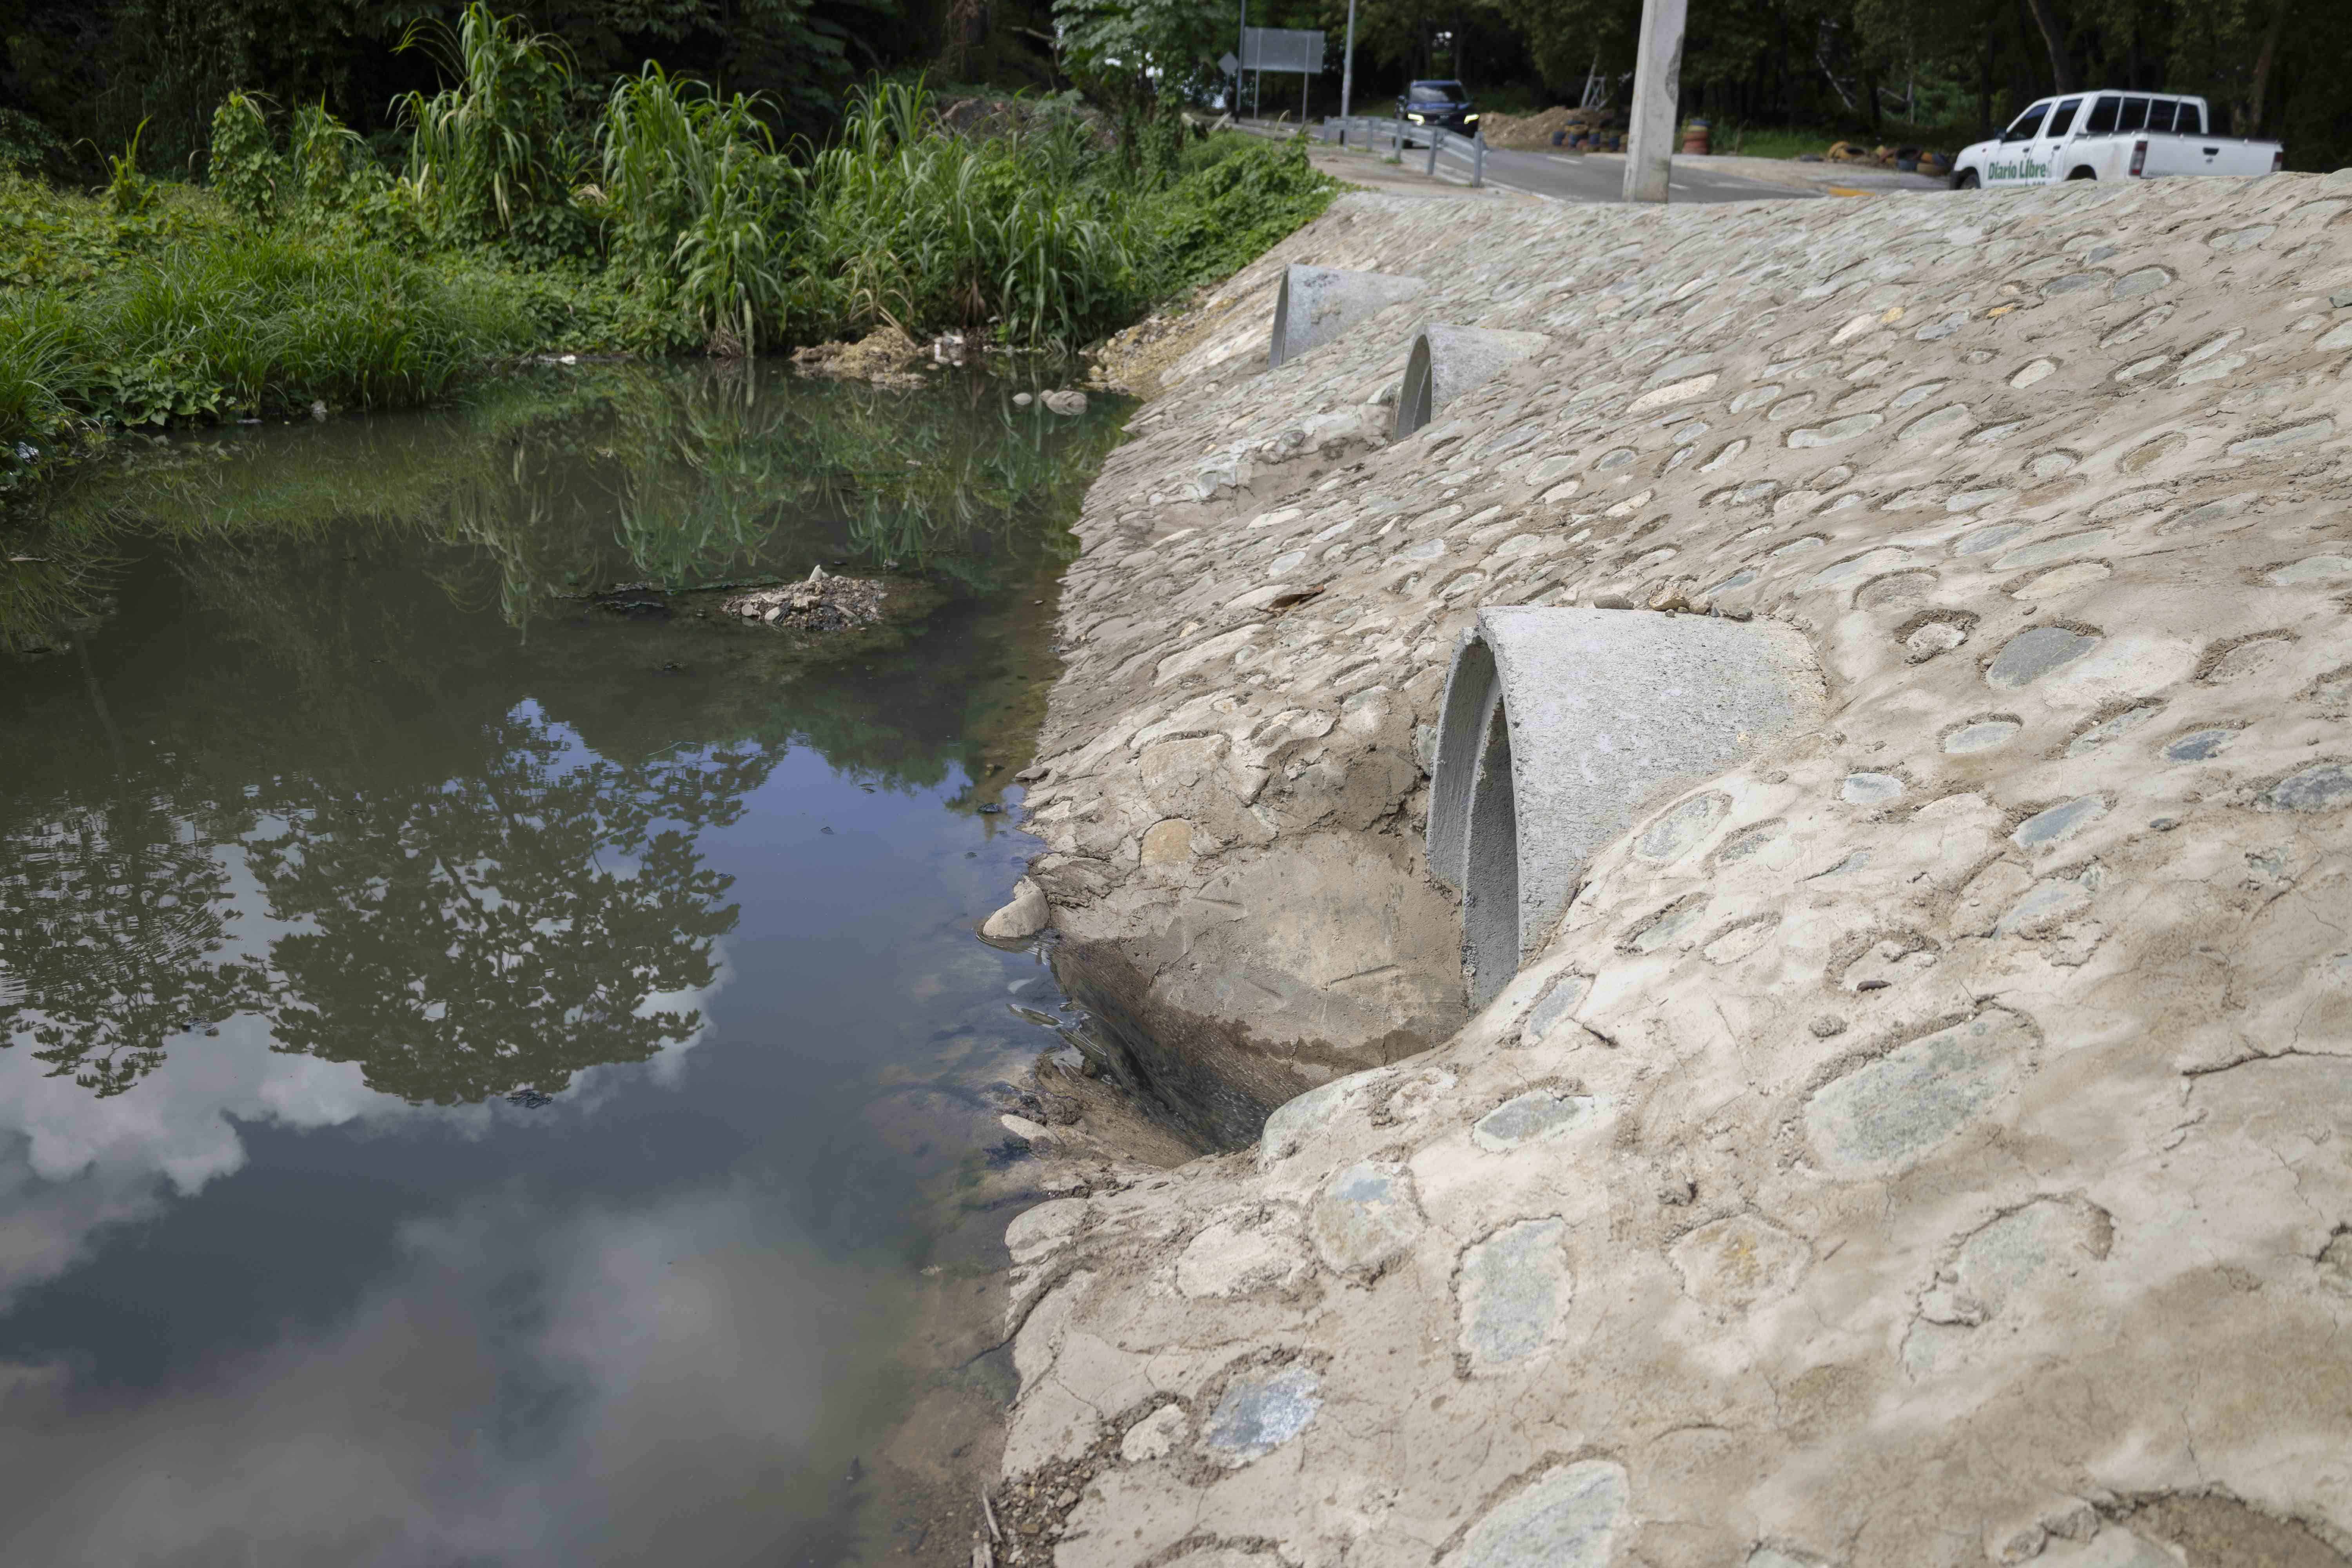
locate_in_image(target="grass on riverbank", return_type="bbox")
[0,105,1327,486]
[2,44,1334,485]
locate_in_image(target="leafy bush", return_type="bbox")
[210,92,284,221]
[1147,134,1336,293]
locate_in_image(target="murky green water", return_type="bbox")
[0,363,1134,1565]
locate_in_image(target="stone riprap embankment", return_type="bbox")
[1001,170,2352,1565]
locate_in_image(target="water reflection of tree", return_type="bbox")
[0,709,770,1106]
[0,788,265,1096]
[0,363,1117,1103]
[249,716,766,1105]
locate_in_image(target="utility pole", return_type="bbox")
[1622,0,1688,202]
[1237,0,1248,119]
[1340,0,1357,123]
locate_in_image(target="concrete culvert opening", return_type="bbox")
[1428,608,1825,1007]
[1391,324,1550,440]
[1269,265,1428,369]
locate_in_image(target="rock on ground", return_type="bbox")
[993,168,2352,1566]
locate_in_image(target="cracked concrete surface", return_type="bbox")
[991,167,2352,1565]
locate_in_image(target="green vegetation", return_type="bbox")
[0,6,1333,486]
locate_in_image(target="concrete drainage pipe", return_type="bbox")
[1427,608,1823,1007]
[1268,265,1429,369]
[1392,324,1551,439]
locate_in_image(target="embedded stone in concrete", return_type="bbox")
[1841,772,1906,806]
[1669,1213,1812,1309]
[1472,1089,1599,1151]
[2227,418,2333,457]
[1394,324,1550,439]
[1456,1216,1571,1366]
[1946,486,2017,513]
[1628,373,1717,414]
[1120,1403,1189,1463]
[1202,1364,1321,1465]
[2266,555,2352,586]
[1898,405,1972,443]
[1258,1068,1393,1170]
[1428,608,1822,1004]
[2164,727,2239,762]
[1788,413,1882,448]
[2112,265,2171,299]
[1906,1198,2112,1376]
[1140,817,1195,864]
[2066,704,2161,755]
[1634,793,1730,863]
[1996,877,2094,936]
[1269,264,1428,368]
[1804,1013,2027,1170]
[1986,626,2098,688]
[1906,621,1968,660]
[1807,547,1910,589]
[1945,719,2020,754]
[2013,795,2107,849]
[2017,562,2111,597]
[1442,1460,1629,1568]
[1626,899,1704,953]
[1955,521,2034,556]
[2205,635,2295,683]
[1310,1160,1424,1276]
[1523,972,1592,1044]
[1994,530,2112,571]
[2266,762,2352,812]
[1176,1210,1312,1298]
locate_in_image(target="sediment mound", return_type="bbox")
[998,169,2352,1564]
[1477,105,1608,151]
[722,566,888,632]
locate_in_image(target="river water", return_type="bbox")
[0,362,1139,1566]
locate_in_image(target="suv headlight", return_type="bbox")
[1407,112,1425,123]
[1463,113,1479,123]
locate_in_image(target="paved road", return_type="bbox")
[1308,123,1822,204]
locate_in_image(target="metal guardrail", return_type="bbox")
[1323,116,1486,189]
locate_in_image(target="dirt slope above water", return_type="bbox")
[998,171,2352,1566]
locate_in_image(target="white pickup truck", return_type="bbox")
[1952,91,2282,188]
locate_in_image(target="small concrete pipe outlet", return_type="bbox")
[1392,324,1549,439]
[1268,265,1428,368]
[1427,608,1823,1007]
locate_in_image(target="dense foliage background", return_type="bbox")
[4,0,2341,176]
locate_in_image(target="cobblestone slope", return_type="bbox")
[1003,170,2352,1566]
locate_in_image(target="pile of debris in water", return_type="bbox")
[721,566,888,632]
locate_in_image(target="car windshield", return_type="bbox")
[1407,82,1466,103]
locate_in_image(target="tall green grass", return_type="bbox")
[791,81,1153,348]
[1,200,533,467]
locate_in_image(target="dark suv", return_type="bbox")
[1396,80,1478,138]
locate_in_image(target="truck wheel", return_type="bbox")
[2067,166,2097,180]
[1953,170,1979,190]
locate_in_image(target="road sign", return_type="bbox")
[1220,51,1240,77]
[1241,27,1325,74]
